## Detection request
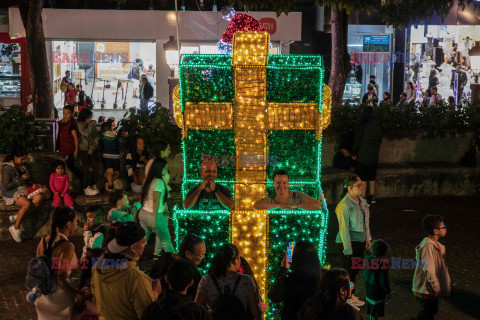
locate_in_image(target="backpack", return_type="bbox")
[211,275,251,320]
[26,237,68,297]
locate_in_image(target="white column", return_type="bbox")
[155,39,173,109]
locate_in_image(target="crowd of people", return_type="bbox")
[2,100,451,319]
[360,73,461,110]
[1,103,173,242]
[22,170,450,320]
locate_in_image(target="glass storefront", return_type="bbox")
[52,41,156,111]
[408,25,478,103]
[345,25,394,103]
[0,42,21,98]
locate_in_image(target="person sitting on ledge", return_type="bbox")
[253,170,322,211]
[183,161,234,211]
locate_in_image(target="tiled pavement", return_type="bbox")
[1,196,480,319]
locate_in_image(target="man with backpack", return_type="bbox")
[91,222,162,320]
[142,259,212,320]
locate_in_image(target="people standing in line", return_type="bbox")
[352,106,382,203]
[56,105,82,180]
[297,268,361,320]
[26,95,34,117]
[423,90,431,106]
[335,174,372,307]
[150,234,206,299]
[429,87,442,106]
[1,147,44,242]
[139,74,154,111]
[139,158,175,256]
[100,119,120,193]
[142,259,212,320]
[411,215,450,320]
[428,70,439,91]
[183,161,234,211]
[195,243,261,320]
[92,222,161,320]
[450,65,468,103]
[49,160,74,208]
[77,108,101,196]
[362,85,378,107]
[369,75,379,94]
[363,239,391,320]
[379,92,391,107]
[405,81,415,103]
[253,169,322,211]
[34,207,80,320]
[268,240,323,320]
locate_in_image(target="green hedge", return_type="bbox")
[117,103,182,151]
[0,106,48,154]
[326,101,480,137]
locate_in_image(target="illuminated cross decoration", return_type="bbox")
[173,31,332,298]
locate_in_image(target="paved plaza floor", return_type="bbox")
[1,196,479,319]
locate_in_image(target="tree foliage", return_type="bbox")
[232,0,478,27]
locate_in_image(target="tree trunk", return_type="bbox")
[328,6,351,105]
[18,0,54,119]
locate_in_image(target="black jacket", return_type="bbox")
[361,92,378,105]
[353,120,382,165]
[297,294,362,320]
[141,289,212,320]
[150,253,202,299]
[268,267,321,320]
[143,81,154,101]
[450,71,468,88]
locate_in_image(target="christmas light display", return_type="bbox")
[173,32,332,309]
[217,7,267,54]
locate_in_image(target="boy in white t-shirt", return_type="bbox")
[26,95,34,116]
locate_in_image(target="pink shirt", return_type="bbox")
[49,172,70,194]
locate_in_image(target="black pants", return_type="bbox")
[337,241,365,292]
[78,150,101,189]
[65,154,82,180]
[412,297,438,320]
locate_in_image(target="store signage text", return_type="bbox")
[260,18,277,35]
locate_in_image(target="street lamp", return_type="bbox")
[163,36,179,77]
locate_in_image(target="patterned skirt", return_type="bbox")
[2,186,28,206]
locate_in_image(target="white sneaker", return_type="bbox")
[9,225,22,242]
[85,186,100,196]
[348,294,365,307]
[9,215,17,223]
[89,186,99,196]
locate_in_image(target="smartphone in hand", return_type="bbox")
[286,241,296,264]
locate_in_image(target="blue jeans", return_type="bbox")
[140,98,148,111]
[83,66,92,84]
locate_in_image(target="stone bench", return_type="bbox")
[321,163,477,204]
